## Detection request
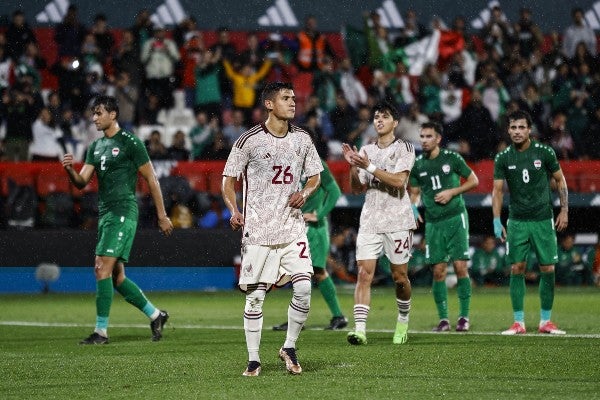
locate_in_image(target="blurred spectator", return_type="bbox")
[513,7,544,59]
[145,129,169,160]
[239,32,265,70]
[222,58,272,124]
[418,64,443,120]
[339,58,368,109]
[137,92,161,125]
[568,41,598,72]
[295,15,336,72]
[180,31,204,109]
[364,11,393,70]
[328,226,358,282]
[222,109,248,146]
[480,5,513,58]
[474,68,510,123]
[389,61,415,110]
[556,233,587,285]
[3,84,38,161]
[397,102,429,152]
[194,48,223,121]
[368,69,394,105]
[516,83,548,136]
[15,42,46,91]
[72,108,99,154]
[203,130,230,160]
[129,9,154,58]
[29,107,63,161]
[54,4,86,58]
[346,104,374,149]
[504,57,534,101]
[50,56,86,114]
[189,110,218,160]
[113,29,144,87]
[313,56,340,113]
[585,237,600,286]
[210,27,237,109]
[329,90,357,145]
[173,17,199,49]
[547,110,575,160]
[302,110,328,160]
[5,9,37,61]
[453,90,498,161]
[141,27,180,110]
[113,71,138,132]
[470,235,507,286]
[57,107,85,161]
[583,106,600,159]
[198,195,231,229]
[562,7,597,59]
[167,130,190,161]
[394,8,429,47]
[90,14,115,65]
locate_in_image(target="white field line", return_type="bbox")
[1,320,599,339]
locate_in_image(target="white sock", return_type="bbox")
[396,298,411,323]
[284,273,311,348]
[353,304,370,333]
[244,284,266,362]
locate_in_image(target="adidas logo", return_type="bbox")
[375,0,404,29]
[150,0,187,27]
[258,0,298,27]
[35,0,70,24]
[584,1,600,29]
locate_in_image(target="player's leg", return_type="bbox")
[243,283,267,376]
[385,230,413,344]
[453,260,471,332]
[502,220,529,335]
[314,268,347,329]
[80,255,117,344]
[425,221,451,332]
[532,219,565,334]
[447,212,472,331]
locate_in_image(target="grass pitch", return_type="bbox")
[1,286,599,399]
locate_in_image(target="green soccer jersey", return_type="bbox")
[302,160,341,228]
[85,129,150,218]
[409,149,472,222]
[493,140,560,221]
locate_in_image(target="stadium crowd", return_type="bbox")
[1,5,600,287]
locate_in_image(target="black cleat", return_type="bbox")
[79,332,108,345]
[150,310,169,341]
[242,361,262,376]
[325,316,348,330]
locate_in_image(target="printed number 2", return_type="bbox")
[100,155,107,171]
[297,241,309,258]
[394,238,410,254]
[430,175,442,190]
[272,165,293,184]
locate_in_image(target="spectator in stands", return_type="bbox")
[113,71,138,132]
[167,130,190,161]
[210,27,237,109]
[504,57,534,101]
[145,129,169,160]
[113,29,144,87]
[454,90,498,161]
[222,109,248,146]
[90,14,115,65]
[363,11,393,71]
[397,102,429,153]
[339,58,367,109]
[394,8,429,47]
[0,45,12,91]
[562,7,597,59]
[313,56,340,114]
[203,130,230,160]
[54,4,86,58]
[80,32,102,77]
[389,61,415,112]
[474,69,510,123]
[239,32,265,70]
[480,5,513,58]
[556,233,586,285]
[15,42,46,92]
[329,90,357,145]
[5,9,37,61]
[3,83,38,161]
[517,83,548,137]
[180,31,204,109]
[141,27,180,111]
[302,110,329,160]
[513,7,544,59]
[418,64,443,120]
[137,92,162,125]
[194,48,223,121]
[50,55,86,114]
[223,57,272,125]
[173,17,199,49]
[568,41,598,72]
[130,9,154,58]
[346,104,374,149]
[583,105,600,159]
[295,15,336,72]
[546,110,575,160]
[189,110,218,160]
[30,107,64,161]
[470,235,507,286]
[72,107,99,154]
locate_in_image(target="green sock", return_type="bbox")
[96,278,114,330]
[456,277,471,318]
[510,274,526,313]
[115,278,156,318]
[432,280,448,320]
[539,271,555,312]
[318,276,343,317]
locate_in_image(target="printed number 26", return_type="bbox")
[272,165,293,184]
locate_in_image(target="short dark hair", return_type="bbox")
[421,121,443,135]
[372,100,400,121]
[92,95,119,117]
[261,82,293,105]
[506,110,532,128]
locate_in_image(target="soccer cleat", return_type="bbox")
[150,310,169,341]
[325,316,348,330]
[279,347,302,375]
[242,361,261,376]
[347,331,367,345]
[538,321,566,335]
[456,317,470,332]
[501,322,526,335]
[432,319,451,332]
[392,321,408,344]
[79,332,108,345]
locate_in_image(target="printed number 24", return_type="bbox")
[272,165,293,184]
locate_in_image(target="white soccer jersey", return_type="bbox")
[357,139,417,234]
[223,123,323,246]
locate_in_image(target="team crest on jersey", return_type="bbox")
[442,164,451,174]
[534,159,542,169]
[112,148,120,157]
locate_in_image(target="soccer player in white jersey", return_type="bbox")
[342,100,416,345]
[222,82,323,376]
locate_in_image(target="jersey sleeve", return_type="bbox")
[303,140,324,178]
[454,152,474,178]
[544,145,560,174]
[223,144,249,179]
[493,153,506,180]
[409,159,420,187]
[394,141,415,173]
[130,135,150,169]
[85,141,96,165]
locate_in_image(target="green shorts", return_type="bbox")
[96,211,137,262]
[506,218,558,266]
[306,221,329,269]
[425,211,470,264]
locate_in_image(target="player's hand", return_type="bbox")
[411,204,423,227]
[434,189,453,204]
[229,211,244,231]
[493,217,505,242]
[62,153,75,170]
[158,216,174,236]
[303,211,317,223]
[555,209,568,232]
[288,191,306,209]
[341,143,357,165]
